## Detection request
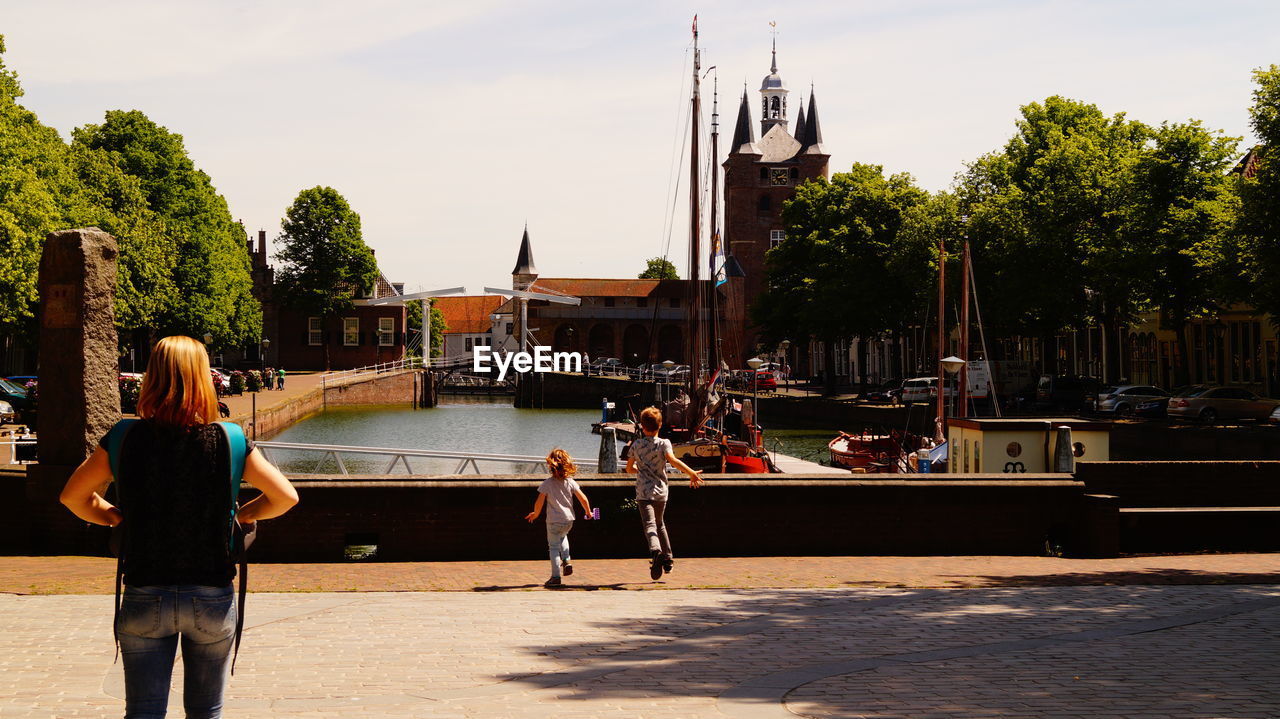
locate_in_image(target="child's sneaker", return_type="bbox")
[649,551,663,580]
[562,562,573,576]
[663,556,674,574]
[544,576,563,588]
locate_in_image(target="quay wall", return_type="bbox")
[248,474,1091,562]
[516,372,927,433]
[233,370,424,442]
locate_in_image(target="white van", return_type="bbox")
[900,377,951,404]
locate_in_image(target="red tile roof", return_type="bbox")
[530,278,687,298]
[434,295,503,334]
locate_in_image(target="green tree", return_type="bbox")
[1125,121,1241,385]
[274,187,379,369]
[0,36,73,335]
[958,97,1149,380]
[72,110,260,347]
[754,164,931,393]
[639,257,679,279]
[1239,65,1280,322]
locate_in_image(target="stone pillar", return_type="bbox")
[1053,426,1074,474]
[597,426,619,473]
[26,228,121,554]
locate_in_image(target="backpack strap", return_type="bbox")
[215,421,250,674]
[103,418,138,666]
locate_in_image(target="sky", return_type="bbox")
[3,1,1276,297]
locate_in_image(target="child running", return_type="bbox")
[525,449,593,588]
[625,406,703,580]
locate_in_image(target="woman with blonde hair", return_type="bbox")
[61,335,299,718]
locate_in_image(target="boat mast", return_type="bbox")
[935,236,946,441]
[687,18,703,397]
[958,239,971,418]
[708,71,720,379]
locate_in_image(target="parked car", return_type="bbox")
[899,377,955,404]
[860,379,902,404]
[1134,397,1170,418]
[5,375,37,386]
[1166,385,1280,424]
[1035,375,1103,412]
[752,371,777,392]
[0,377,35,422]
[589,358,623,376]
[1093,385,1171,415]
[0,399,15,425]
[1270,404,1280,425]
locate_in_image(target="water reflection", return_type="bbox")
[265,396,846,474]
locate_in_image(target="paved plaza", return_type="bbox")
[3,556,1278,718]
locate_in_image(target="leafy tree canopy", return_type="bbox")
[275,186,379,318]
[957,96,1150,337]
[754,163,932,347]
[639,257,679,279]
[73,110,260,346]
[1240,65,1280,322]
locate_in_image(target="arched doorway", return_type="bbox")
[553,324,580,353]
[622,324,650,367]
[588,324,614,360]
[657,325,683,364]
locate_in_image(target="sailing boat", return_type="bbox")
[661,21,775,474]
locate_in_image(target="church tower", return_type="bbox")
[759,38,789,136]
[512,225,537,291]
[721,40,830,359]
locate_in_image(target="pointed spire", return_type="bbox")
[729,88,760,155]
[512,225,536,276]
[800,87,825,154]
[793,99,806,142]
[770,35,777,74]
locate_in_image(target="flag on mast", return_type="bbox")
[711,230,727,287]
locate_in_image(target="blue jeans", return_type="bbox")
[546,521,573,578]
[118,585,236,719]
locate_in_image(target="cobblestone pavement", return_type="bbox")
[3,554,1277,594]
[3,583,1278,718]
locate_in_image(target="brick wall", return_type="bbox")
[243,475,1084,562]
[276,306,407,371]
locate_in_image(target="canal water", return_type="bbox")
[268,396,841,474]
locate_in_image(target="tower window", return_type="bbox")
[758,195,772,212]
[759,167,769,183]
[770,96,781,119]
[770,230,787,249]
[790,167,800,181]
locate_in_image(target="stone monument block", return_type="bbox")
[25,228,121,553]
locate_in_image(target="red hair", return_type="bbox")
[545,448,577,479]
[136,336,219,428]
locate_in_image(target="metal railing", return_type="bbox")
[2,438,37,465]
[257,440,599,476]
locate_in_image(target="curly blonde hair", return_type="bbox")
[545,448,577,479]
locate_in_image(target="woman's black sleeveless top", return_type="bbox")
[99,420,253,587]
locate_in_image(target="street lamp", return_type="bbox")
[940,356,966,464]
[662,359,675,403]
[778,340,791,391]
[747,357,764,442]
[260,338,271,369]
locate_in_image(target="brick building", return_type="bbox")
[434,294,503,360]
[494,228,691,366]
[230,230,409,371]
[721,42,830,367]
